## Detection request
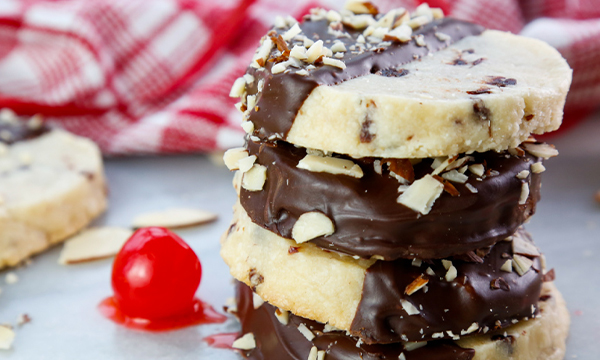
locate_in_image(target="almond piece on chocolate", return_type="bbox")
[292,211,335,243]
[242,164,267,191]
[513,255,534,276]
[512,233,541,257]
[58,227,133,265]
[397,174,444,215]
[405,274,429,295]
[275,308,289,325]
[522,143,559,159]
[400,299,420,315]
[223,147,250,171]
[344,0,379,15]
[232,333,256,350]
[229,77,246,98]
[297,154,363,178]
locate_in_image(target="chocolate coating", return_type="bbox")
[0,117,49,144]
[240,139,542,260]
[235,281,474,360]
[352,229,543,344]
[245,18,484,140]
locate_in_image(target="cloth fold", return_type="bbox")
[0,0,596,154]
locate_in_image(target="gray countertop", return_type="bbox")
[1,116,599,359]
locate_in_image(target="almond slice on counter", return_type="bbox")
[0,325,15,350]
[58,227,133,265]
[132,208,218,229]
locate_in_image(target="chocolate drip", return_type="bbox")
[351,229,543,344]
[235,281,475,360]
[240,140,542,260]
[0,118,49,144]
[245,18,484,140]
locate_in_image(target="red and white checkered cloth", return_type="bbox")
[0,0,597,154]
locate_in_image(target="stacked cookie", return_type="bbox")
[222,2,572,359]
[0,110,107,268]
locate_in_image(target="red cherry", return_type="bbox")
[111,227,201,320]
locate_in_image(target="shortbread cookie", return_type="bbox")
[234,281,568,360]
[239,138,548,260]
[232,8,571,159]
[221,204,547,343]
[0,127,108,268]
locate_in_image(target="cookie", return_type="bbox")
[238,138,547,260]
[221,203,548,343]
[234,280,568,360]
[0,128,108,268]
[232,8,572,159]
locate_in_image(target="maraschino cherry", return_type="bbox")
[99,227,226,331]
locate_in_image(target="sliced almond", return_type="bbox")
[241,121,254,134]
[298,323,315,341]
[0,325,15,350]
[237,155,257,173]
[500,259,513,273]
[132,208,218,229]
[253,292,264,309]
[228,79,246,98]
[344,0,379,15]
[331,42,347,53]
[297,154,363,178]
[317,350,326,360]
[441,170,468,183]
[275,308,289,325]
[519,182,530,205]
[385,159,414,184]
[468,164,485,177]
[460,322,479,335]
[252,37,274,68]
[242,164,267,192]
[307,346,318,360]
[397,174,444,215]
[322,57,346,69]
[282,23,302,41]
[512,233,540,257]
[384,24,412,42]
[516,170,530,180]
[442,259,452,269]
[400,299,420,315]
[445,265,458,282]
[232,333,256,350]
[405,274,429,295]
[58,227,133,265]
[306,40,324,63]
[531,162,546,173]
[223,147,250,171]
[513,255,534,276]
[290,45,308,60]
[522,143,558,159]
[292,212,335,243]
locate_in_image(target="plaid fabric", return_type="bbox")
[0,0,596,154]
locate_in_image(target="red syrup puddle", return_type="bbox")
[204,332,239,349]
[99,296,227,331]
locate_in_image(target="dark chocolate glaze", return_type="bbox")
[245,18,484,140]
[352,229,542,344]
[235,281,475,360]
[0,118,49,144]
[240,139,542,260]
